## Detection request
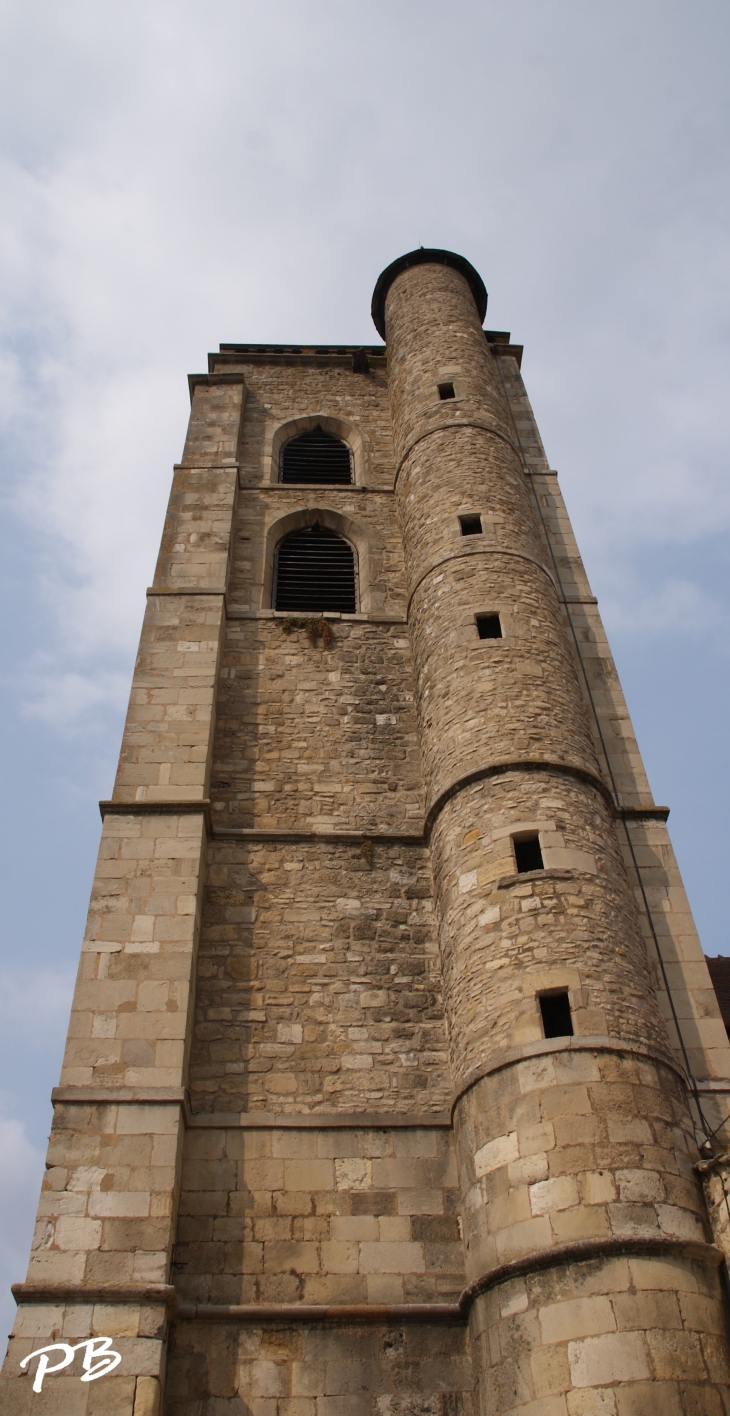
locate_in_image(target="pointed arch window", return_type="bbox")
[273,524,357,613]
[280,426,353,485]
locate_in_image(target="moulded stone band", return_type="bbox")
[460,1235,724,1310]
[12,1282,177,1309]
[212,827,426,846]
[394,420,523,490]
[371,247,488,338]
[98,799,212,830]
[146,586,227,596]
[405,545,558,618]
[50,1088,452,1130]
[176,1302,463,1325]
[423,759,616,838]
[449,1036,688,1118]
[14,1241,720,1320]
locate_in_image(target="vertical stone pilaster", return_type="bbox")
[0,381,243,1413]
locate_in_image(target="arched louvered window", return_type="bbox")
[280,426,353,484]
[273,524,357,613]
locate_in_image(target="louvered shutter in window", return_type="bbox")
[273,525,357,613]
[280,427,353,484]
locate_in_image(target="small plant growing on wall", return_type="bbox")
[279,616,333,648]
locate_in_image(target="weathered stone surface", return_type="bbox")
[189,840,449,1114]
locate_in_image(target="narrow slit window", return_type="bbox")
[438,382,455,400]
[460,514,483,536]
[476,613,502,640]
[539,992,573,1038]
[514,835,543,873]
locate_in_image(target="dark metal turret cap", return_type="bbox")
[371,248,488,340]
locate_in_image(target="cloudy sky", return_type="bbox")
[0,0,728,1332]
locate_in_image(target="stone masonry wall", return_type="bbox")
[231,360,395,493]
[471,1250,729,1416]
[175,1124,463,1307]
[227,486,406,619]
[167,1319,474,1416]
[188,839,450,1115]
[496,350,730,1091]
[7,266,730,1416]
[456,1053,707,1282]
[210,618,423,834]
[457,1052,727,1416]
[429,773,671,1083]
[407,544,600,809]
[166,1122,472,1416]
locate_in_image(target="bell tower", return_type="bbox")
[3,249,730,1416]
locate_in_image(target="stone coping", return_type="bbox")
[371,248,488,338]
[188,372,247,399]
[621,805,671,822]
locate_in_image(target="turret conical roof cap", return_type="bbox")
[371,248,488,340]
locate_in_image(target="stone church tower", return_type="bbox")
[4,249,730,1415]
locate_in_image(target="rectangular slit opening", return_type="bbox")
[514,835,543,872]
[539,992,574,1038]
[476,613,502,640]
[438,382,455,400]
[460,515,483,536]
